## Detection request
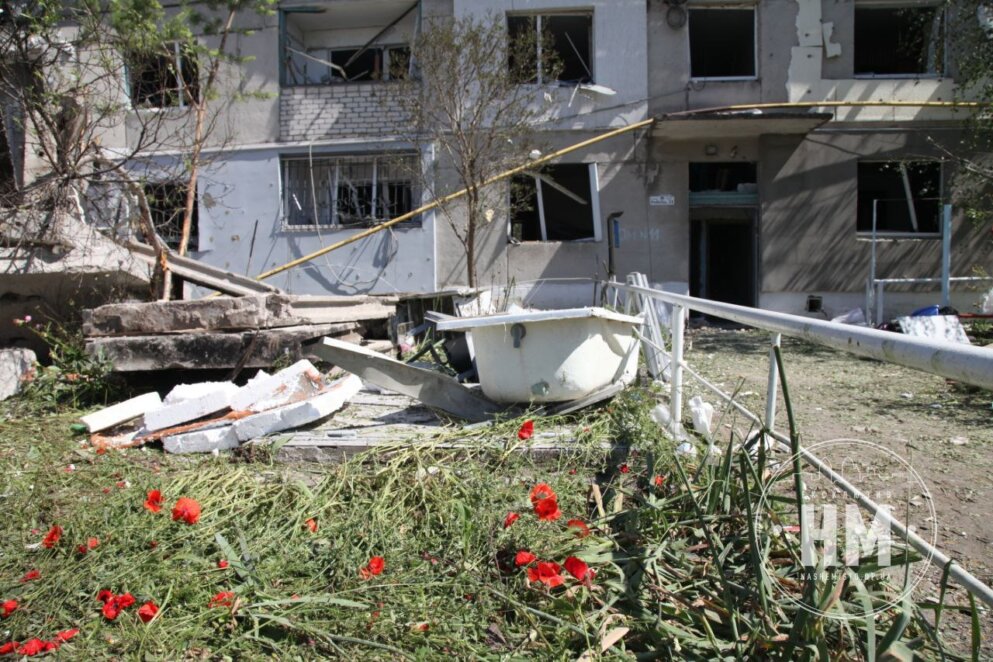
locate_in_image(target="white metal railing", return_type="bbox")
[609,273,993,610]
[866,276,993,325]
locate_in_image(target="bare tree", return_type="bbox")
[396,13,557,288]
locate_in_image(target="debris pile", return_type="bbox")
[82,294,396,372]
[81,359,362,454]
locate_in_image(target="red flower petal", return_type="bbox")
[365,556,385,577]
[563,556,591,582]
[517,420,534,440]
[101,601,120,621]
[171,497,201,525]
[20,570,40,583]
[217,559,229,569]
[54,629,79,643]
[305,518,318,533]
[527,561,564,588]
[137,601,158,623]
[116,593,135,610]
[566,519,591,538]
[144,490,163,513]
[41,525,62,549]
[533,497,562,522]
[653,475,666,487]
[208,591,235,608]
[15,639,45,656]
[1,600,17,618]
[514,550,536,567]
[619,464,630,474]
[529,483,556,505]
[0,642,18,655]
[502,512,520,529]
[96,590,113,604]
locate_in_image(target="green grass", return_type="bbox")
[0,388,982,660]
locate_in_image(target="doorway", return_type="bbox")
[690,207,757,307]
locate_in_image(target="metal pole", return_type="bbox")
[869,199,878,325]
[876,280,885,325]
[941,204,952,308]
[669,304,685,433]
[765,333,781,432]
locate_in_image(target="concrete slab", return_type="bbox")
[163,425,240,454]
[85,323,358,372]
[144,382,240,431]
[0,348,36,401]
[233,374,362,441]
[229,359,324,413]
[80,391,162,432]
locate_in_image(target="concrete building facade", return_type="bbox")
[5,0,992,320]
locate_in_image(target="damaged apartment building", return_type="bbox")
[3,0,992,320]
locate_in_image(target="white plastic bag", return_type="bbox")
[688,395,714,441]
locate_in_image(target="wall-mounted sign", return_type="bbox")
[649,194,675,206]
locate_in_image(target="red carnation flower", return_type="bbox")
[208,591,235,608]
[54,629,79,643]
[619,464,630,474]
[144,490,163,513]
[529,483,556,505]
[20,569,40,583]
[137,601,158,623]
[517,420,534,440]
[0,642,18,655]
[526,561,564,588]
[96,590,113,604]
[42,525,62,549]
[563,556,593,582]
[305,518,318,533]
[653,475,665,487]
[503,512,520,529]
[217,559,229,569]
[171,497,201,525]
[514,550,536,567]
[566,519,591,538]
[77,537,100,555]
[16,639,46,656]
[360,556,385,579]
[1,600,17,618]
[533,497,562,522]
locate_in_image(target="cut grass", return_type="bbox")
[0,388,984,660]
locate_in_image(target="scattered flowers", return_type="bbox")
[98,591,135,621]
[503,512,520,529]
[563,556,594,583]
[305,517,318,533]
[360,556,385,580]
[517,420,534,440]
[529,483,563,522]
[171,497,201,525]
[529,483,555,504]
[41,525,62,549]
[653,475,666,487]
[137,601,158,623]
[208,592,235,608]
[0,642,16,655]
[527,561,564,588]
[217,559,229,569]
[514,550,536,567]
[566,519,591,538]
[53,629,78,643]
[77,537,100,555]
[20,569,40,583]
[16,639,50,656]
[2,600,18,618]
[619,464,630,474]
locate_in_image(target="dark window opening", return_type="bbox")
[508,13,593,84]
[282,154,416,228]
[0,113,15,198]
[854,7,944,76]
[510,163,597,242]
[145,182,197,251]
[328,46,410,82]
[857,161,941,234]
[690,162,757,192]
[689,9,755,78]
[128,44,199,109]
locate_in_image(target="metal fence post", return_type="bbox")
[669,303,685,433]
[875,281,885,325]
[765,333,781,433]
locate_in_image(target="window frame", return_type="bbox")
[852,2,946,79]
[126,41,199,111]
[279,153,418,230]
[507,10,596,86]
[687,6,758,82]
[509,163,602,243]
[855,159,943,239]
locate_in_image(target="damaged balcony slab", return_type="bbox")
[86,323,358,372]
[83,294,398,337]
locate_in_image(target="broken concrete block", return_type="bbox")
[229,359,324,413]
[81,391,163,432]
[163,425,239,454]
[144,382,240,431]
[0,348,36,401]
[233,374,362,442]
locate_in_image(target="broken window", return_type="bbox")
[281,154,416,228]
[128,43,199,109]
[857,161,941,234]
[854,6,944,76]
[281,3,416,86]
[510,163,600,242]
[144,181,198,250]
[689,8,756,79]
[507,13,593,84]
[0,111,15,199]
[689,162,758,193]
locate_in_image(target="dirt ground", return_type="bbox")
[683,325,993,651]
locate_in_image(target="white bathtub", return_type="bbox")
[434,307,643,403]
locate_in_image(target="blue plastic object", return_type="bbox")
[911,305,941,317]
